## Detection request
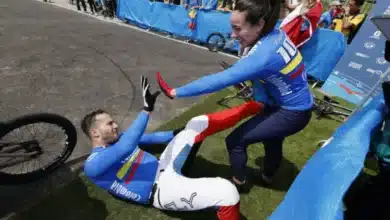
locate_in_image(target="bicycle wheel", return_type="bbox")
[206,32,226,52]
[0,113,77,185]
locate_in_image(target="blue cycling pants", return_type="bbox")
[225,106,312,181]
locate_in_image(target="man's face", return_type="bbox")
[330,5,342,16]
[348,0,360,14]
[91,113,120,145]
[230,10,264,48]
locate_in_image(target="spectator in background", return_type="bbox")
[331,0,366,44]
[280,0,301,19]
[87,0,98,15]
[113,0,118,16]
[184,0,201,9]
[280,0,323,48]
[104,0,117,18]
[201,0,217,10]
[217,0,234,11]
[331,0,344,18]
[76,0,88,12]
[95,0,105,12]
[318,0,342,28]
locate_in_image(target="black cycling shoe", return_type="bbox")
[229,178,252,194]
[255,171,274,187]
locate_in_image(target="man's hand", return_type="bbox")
[156,72,175,99]
[141,76,160,112]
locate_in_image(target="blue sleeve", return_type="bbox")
[175,42,277,98]
[84,111,150,177]
[139,131,174,145]
[318,13,325,25]
[319,12,332,27]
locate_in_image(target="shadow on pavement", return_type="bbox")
[0,155,90,220]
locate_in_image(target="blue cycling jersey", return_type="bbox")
[84,111,174,204]
[175,29,313,111]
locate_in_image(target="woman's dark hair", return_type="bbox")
[234,0,281,38]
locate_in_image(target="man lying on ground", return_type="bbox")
[81,76,264,220]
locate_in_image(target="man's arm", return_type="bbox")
[139,131,175,145]
[84,111,151,177]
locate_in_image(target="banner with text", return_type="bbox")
[321,0,390,105]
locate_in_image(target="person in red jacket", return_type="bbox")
[280,0,323,48]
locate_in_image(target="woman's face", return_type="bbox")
[230,10,265,48]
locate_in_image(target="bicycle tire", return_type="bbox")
[206,32,226,52]
[0,113,77,185]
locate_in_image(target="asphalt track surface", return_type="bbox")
[0,0,237,217]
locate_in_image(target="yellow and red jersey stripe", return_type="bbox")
[279,52,305,80]
[116,148,145,184]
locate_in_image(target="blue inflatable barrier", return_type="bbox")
[117,0,345,82]
[300,28,346,82]
[193,10,232,43]
[269,93,387,220]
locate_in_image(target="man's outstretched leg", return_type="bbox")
[153,130,242,220]
[187,100,264,143]
[152,101,263,220]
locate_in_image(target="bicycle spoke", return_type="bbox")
[0,157,19,171]
[26,124,36,139]
[42,148,58,165]
[31,123,56,146]
[20,158,26,175]
[37,122,50,140]
[5,127,22,144]
[1,121,63,175]
[34,155,45,173]
[0,112,77,185]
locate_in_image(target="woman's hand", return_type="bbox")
[156,72,176,99]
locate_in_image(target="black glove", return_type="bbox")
[141,76,160,112]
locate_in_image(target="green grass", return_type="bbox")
[10,88,368,220]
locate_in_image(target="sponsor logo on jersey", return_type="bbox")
[110,180,141,201]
